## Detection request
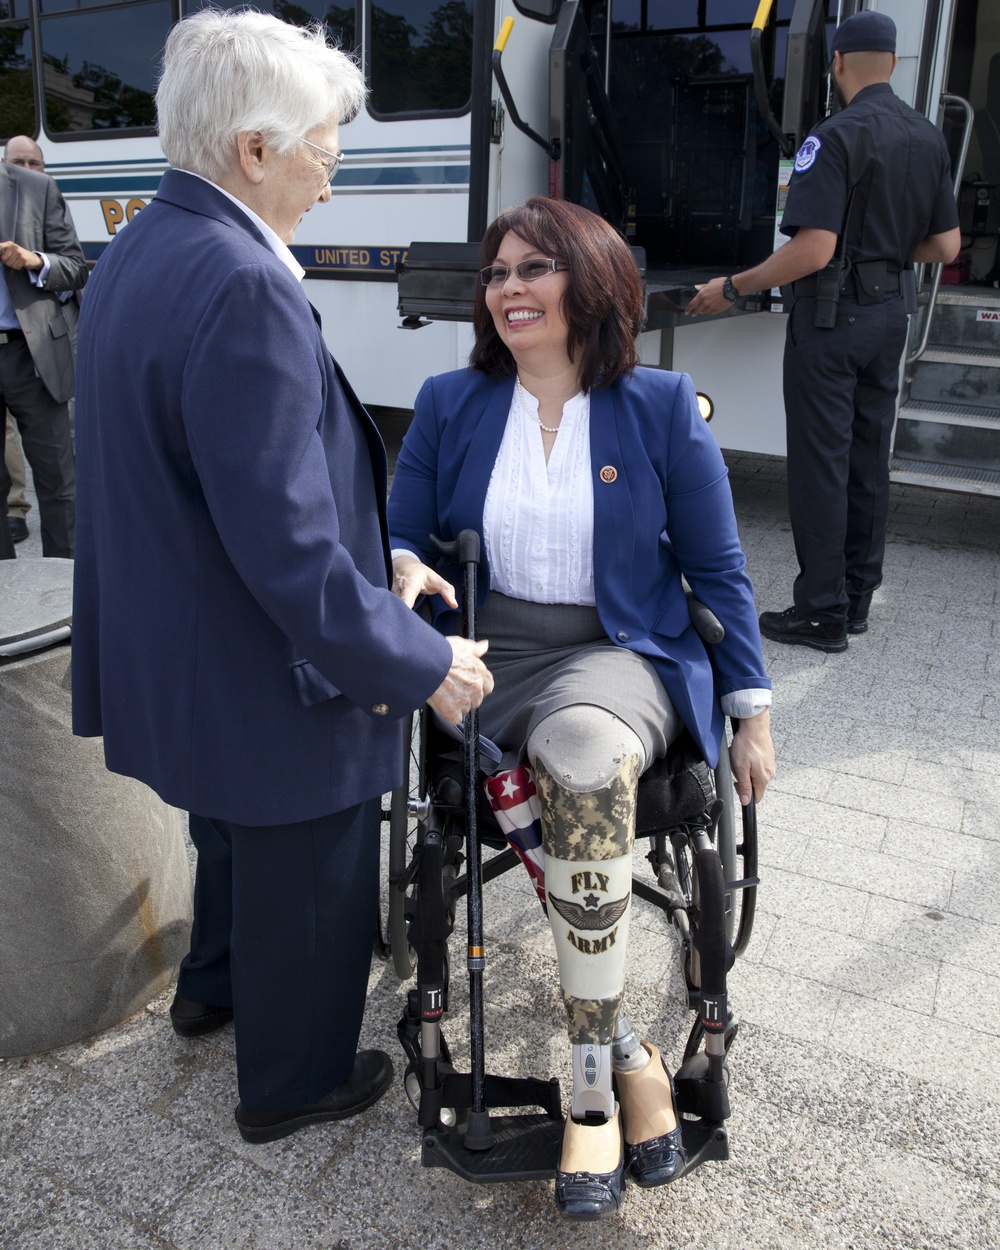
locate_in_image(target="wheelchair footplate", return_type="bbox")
[422,1112,565,1183]
[399,1010,565,1182]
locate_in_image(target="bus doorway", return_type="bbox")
[892,0,1000,495]
[551,1,839,327]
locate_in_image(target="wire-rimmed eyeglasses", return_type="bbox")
[298,136,345,183]
[480,258,570,286]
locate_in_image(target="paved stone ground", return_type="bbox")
[2,445,998,1249]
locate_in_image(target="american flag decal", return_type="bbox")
[483,764,547,906]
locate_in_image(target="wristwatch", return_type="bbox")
[722,275,739,302]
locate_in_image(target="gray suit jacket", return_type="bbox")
[0,163,87,403]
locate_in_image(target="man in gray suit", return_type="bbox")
[4,135,50,546]
[0,156,87,560]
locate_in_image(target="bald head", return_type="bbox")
[4,136,44,171]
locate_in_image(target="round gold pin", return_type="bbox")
[600,465,618,483]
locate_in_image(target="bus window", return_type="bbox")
[367,0,472,118]
[0,18,35,139]
[181,0,356,51]
[40,0,171,135]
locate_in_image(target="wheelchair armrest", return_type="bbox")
[685,592,725,645]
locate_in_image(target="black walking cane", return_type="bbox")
[431,529,494,1151]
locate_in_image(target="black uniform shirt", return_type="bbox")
[780,82,959,270]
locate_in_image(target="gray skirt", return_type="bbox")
[475,592,676,768]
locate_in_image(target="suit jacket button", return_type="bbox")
[616,631,630,643]
[372,702,389,716]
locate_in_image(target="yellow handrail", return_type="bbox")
[494,16,514,54]
[752,0,774,34]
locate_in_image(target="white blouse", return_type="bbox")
[482,383,595,605]
[393,382,771,719]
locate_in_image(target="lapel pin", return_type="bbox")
[599,466,618,483]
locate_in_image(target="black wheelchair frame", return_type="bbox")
[377,531,759,1186]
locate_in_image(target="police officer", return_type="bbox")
[688,10,961,651]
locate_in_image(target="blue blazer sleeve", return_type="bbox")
[387,373,446,565]
[652,372,770,697]
[182,262,452,714]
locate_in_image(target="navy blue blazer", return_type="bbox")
[387,367,770,766]
[72,171,452,825]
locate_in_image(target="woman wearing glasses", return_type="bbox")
[388,197,775,1220]
[72,10,492,1147]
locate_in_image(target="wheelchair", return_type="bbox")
[379,532,759,1187]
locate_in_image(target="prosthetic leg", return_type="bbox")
[535,750,634,1219]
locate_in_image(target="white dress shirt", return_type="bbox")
[483,384,595,605]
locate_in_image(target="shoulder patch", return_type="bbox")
[793,135,822,172]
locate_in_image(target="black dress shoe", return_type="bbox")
[235,1049,393,1143]
[169,993,233,1037]
[554,1114,626,1221]
[759,607,848,653]
[7,516,28,543]
[624,1070,686,1188]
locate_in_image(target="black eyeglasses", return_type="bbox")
[297,136,345,184]
[480,258,569,286]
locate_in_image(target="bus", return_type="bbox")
[1,1,997,494]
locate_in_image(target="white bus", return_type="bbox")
[1,1,996,494]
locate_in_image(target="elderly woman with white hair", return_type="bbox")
[71,9,491,1143]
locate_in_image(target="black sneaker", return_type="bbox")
[758,607,848,653]
[846,616,868,635]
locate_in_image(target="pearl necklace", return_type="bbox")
[516,376,562,433]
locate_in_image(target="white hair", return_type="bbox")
[156,7,367,181]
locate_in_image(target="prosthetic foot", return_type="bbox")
[613,1041,686,1187]
[554,1105,625,1221]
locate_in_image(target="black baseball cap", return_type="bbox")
[830,11,897,56]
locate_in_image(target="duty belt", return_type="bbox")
[791,270,901,299]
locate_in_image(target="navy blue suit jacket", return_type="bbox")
[72,171,452,825]
[387,367,770,766]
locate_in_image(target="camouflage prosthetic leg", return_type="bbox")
[533,750,639,1124]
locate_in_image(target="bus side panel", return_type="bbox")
[673,315,788,458]
[311,280,475,407]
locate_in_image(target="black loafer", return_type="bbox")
[624,1065,687,1189]
[7,517,28,543]
[169,993,233,1037]
[235,1049,393,1144]
[758,607,848,653]
[554,1116,626,1221]
[617,1051,687,1187]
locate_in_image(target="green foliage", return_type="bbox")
[370,1,472,115]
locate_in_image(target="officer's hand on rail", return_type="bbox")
[427,637,494,725]
[392,553,458,610]
[728,707,776,806]
[685,278,731,317]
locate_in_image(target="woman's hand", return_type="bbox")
[427,637,494,724]
[392,553,458,610]
[727,707,775,806]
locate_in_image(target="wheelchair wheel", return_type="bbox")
[388,712,425,979]
[713,742,758,954]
